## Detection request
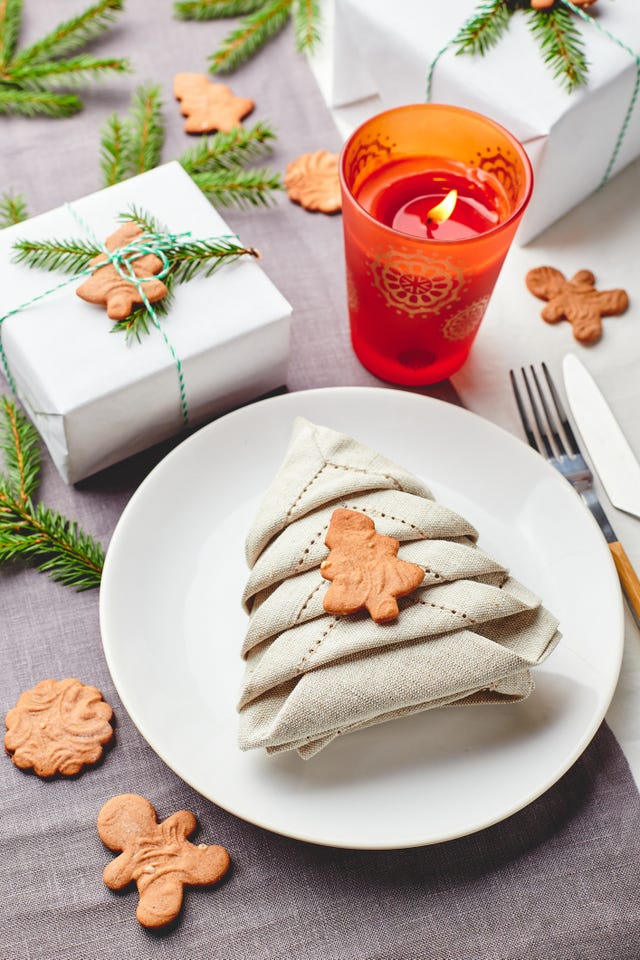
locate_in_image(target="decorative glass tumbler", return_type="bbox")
[339,104,533,385]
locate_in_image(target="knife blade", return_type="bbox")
[562,353,640,520]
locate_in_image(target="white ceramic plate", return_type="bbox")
[100,387,623,849]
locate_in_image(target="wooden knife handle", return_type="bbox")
[609,541,640,625]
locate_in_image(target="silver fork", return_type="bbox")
[510,362,640,626]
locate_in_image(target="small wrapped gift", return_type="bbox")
[0,162,291,483]
[330,0,640,243]
[239,418,560,758]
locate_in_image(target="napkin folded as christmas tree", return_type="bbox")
[239,418,560,758]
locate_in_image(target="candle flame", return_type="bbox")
[426,189,458,225]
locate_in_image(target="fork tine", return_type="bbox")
[541,361,581,456]
[520,367,554,459]
[509,369,538,452]
[529,366,567,457]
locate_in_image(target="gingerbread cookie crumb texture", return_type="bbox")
[173,73,254,133]
[525,266,628,343]
[284,150,341,213]
[321,508,425,623]
[4,678,114,777]
[76,222,169,320]
[97,794,231,928]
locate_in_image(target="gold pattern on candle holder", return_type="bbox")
[368,249,463,317]
[441,296,490,341]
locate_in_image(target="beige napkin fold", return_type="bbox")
[239,417,560,758]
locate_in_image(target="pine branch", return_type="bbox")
[0,87,82,116]
[191,167,283,208]
[127,83,165,176]
[168,237,259,283]
[178,121,276,175]
[526,6,588,92]
[0,399,104,590]
[0,396,39,502]
[0,190,28,227]
[293,0,321,53]
[118,205,168,236]
[0,0,22,66]
[11,0,124,68]
[0,0,128,117]
[174,0,266,19]
[12,237,101,273]
[452,0,512,57]
[100,113,129,187]
[209,0,294,74]
[8,55,128,87]
[98,84,165,187]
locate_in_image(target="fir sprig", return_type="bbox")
[12,236,101,273]
[190,167,282,208]
[0,0,129,118]
[12,207,260,342]
[98,84,283,208]
[174,0,322,74]
[178,121,276,174]
[453,0,512,57]
[526,5,588,93]
[0,190,28,228]
[451,0,590,92]
[0,398,104,590]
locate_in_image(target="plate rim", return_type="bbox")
[100,385,624,849]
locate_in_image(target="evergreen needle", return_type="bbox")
[0,0,128,117]
[100,113,129,187]
[12,237,101,273]
[0,190,28,227]
[191,167,283,208]
[453,0,512,57]
[0,398,104,590]
[0,87,82,117]
[128,83,165,175]
[0,0,23,66]
[208,0,295,74]
[174,0,266,19]
[178,121,276,174]
[526,6,588,92]
[294,0,321,53]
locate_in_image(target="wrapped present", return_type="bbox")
[0,162,291,483]
[330,0,640,243]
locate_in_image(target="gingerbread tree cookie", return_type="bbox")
[76,222,169,321]
[320,508,425,623]
[174,73,254,133]
[4,678,113,777]
[525,266,628,343]
[97,794,231,928]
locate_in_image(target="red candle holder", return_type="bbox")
[339,104,533,385]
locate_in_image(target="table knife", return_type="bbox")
[563,353,640,624]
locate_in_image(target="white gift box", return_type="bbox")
[0,162,292,483]
[330,0,640,243]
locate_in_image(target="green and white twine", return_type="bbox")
[426,0,640,191]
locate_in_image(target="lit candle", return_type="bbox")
[339,105,533,386]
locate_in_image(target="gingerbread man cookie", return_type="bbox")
[98,794,230,928]
[284,150,341,213]
[4,678,114,778]
[76,222,169,321]
[525,266,628,343]
[173,73,254,133]
[320,508,425,623]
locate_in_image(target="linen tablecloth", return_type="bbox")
[2,3,640,958]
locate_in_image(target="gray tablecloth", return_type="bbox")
[1,3,639,958]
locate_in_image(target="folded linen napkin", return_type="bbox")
[239,418,560,758]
